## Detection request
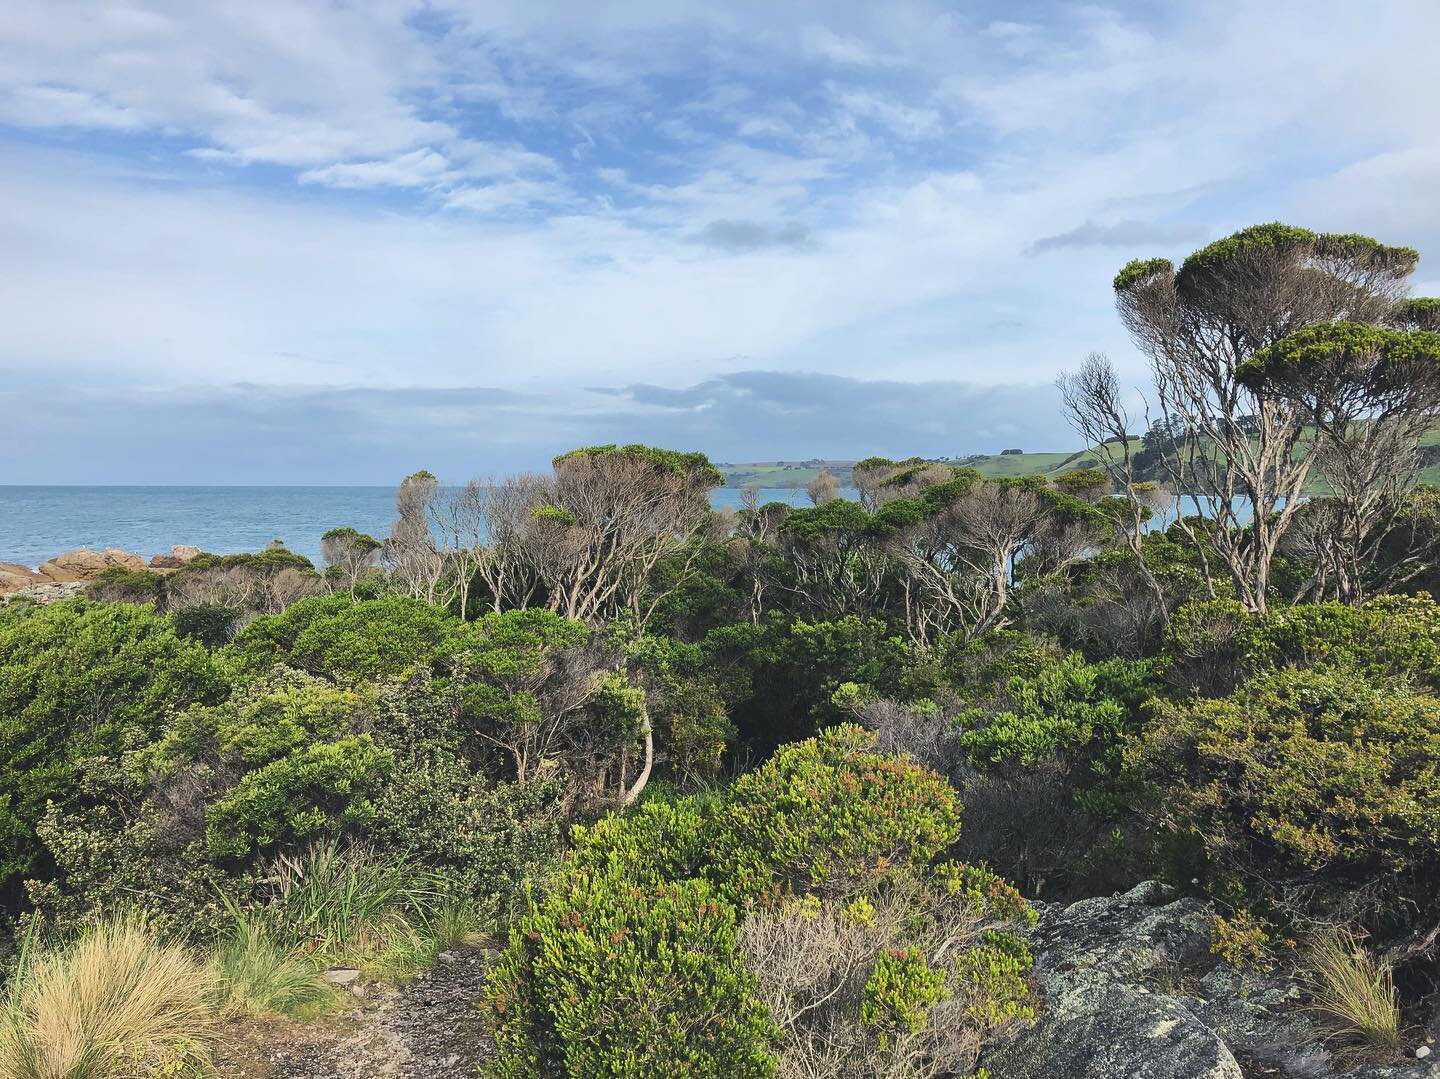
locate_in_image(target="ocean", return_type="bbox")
[0,486,827,569]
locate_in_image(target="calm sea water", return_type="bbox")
[0,486,827,568]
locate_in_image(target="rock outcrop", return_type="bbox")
[0,581,87,605]
[36,547,146,583]
[0,561,43,592]
[981,881,1435,1079]
[150,544,201,570]
[983,881,1246,1079]
[0,545,202,596]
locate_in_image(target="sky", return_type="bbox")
[3,1,1440,484]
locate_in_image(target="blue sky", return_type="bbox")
[2,0,1439,483]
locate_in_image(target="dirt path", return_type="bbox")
[213,947,495,1078]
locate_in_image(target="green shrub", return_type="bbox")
[708,725,962,903]
[956,653,1152,776]
[171,603,242,647]
[223,593,458,682]
[571,726,963,906]
[0,600,226,893]
[1130,666,1440,938]
[1162,594,1440,695]
[484,871,780,1078]
[368,673,566,904]
[568,793,716,886]
[25,796,239,943]
[862,948,949,1038]
[158,670,370,768]
[205,735,393,860]
[499,728,1032,1078]
[85,566,165,605]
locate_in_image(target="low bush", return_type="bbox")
[1130,666,1440,941]
[1161,593,1440,696]
[203,734,393,859]
[497,728,1033,1078]
[738,865,1033,1079]
[708,725,962,903]
[484,871,780,1078]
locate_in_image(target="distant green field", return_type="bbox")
[721,430,1440,492]
[720,462,855,488]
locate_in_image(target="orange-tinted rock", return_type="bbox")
[149,544,201,570]
[0,562,44,594]
[36,547,146,583]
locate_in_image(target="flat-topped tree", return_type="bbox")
[320,526,381,600]
[1239,321,1440,601]
[1113,223,1420,612]
[1393,297,1440,332]
[537,444,724,631]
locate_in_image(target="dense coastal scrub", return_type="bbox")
[4,223,1440,1075]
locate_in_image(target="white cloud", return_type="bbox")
[301,148,457,189]
[2,0,1440,482]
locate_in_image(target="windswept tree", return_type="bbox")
[320,526,381,599]
[730,485,787,623]
[851,457,938,511]
[1239,320,1440,601]
[427,480,491,619]
[384,470,444,605]
[776,498,891,619]
[806,467,839,506]
[879,475,1106,644]
[1057,352,1173,624]
[473,446,724,635]
[1113,223,1420,611]
[465,475,548,615]
[459,608,651,808]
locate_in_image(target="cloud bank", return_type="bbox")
[1,1,1438,480]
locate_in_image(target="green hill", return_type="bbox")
[721,429,1440,492]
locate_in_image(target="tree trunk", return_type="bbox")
[621,707,654,806]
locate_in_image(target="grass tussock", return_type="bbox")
[1304,928,1401,1056]
[0,918,217,1079]
[253,840,494,981]
[211,918,335,1019]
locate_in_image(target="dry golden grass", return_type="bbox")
[1304,928,1401,1056]
[0,919,218,1079]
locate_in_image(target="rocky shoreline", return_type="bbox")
[0,544,201,602]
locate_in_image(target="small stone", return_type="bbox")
[438,951,458,963]
[1418,1045,1433,1059]
[324,967,362,985]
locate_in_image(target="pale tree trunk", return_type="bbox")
[621,706,654,806]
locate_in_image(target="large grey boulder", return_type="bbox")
[982,977,1242,1079]
[983,881,1242,1079]
[978,881,1440,1078]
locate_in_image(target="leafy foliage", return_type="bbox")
[0,601,225,893]
[1130,666,1440,936]
[484,871,780,1078]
